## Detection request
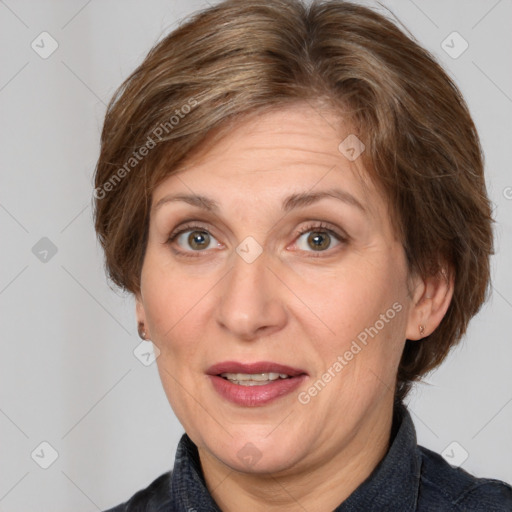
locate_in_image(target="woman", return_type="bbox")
[95,0,512,510]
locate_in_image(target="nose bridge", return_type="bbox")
[216,244,287,339]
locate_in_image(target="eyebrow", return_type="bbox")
[154,188,367,214]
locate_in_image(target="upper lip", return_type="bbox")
[207,361,307,377]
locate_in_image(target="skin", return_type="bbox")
[136,103,453,512]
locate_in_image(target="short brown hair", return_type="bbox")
[93,0,494,402]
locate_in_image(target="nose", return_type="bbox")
[215,248,288,341]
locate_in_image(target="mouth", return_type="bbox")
[219,372,292,386]
[206,361,308,406]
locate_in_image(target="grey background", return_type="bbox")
[0,0,511,510]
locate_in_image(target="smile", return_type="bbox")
[207,361,308,406]
[220,372,291,385]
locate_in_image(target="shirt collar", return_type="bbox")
[168,403,421,511]
[333,403,421,511]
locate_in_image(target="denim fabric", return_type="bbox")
[104,404,512,511]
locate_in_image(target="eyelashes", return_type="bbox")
[168,225,220,256]
[292,222,346,255]
[166,221,349,259]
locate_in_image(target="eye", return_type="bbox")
[294,223,345,253]
[167,221,347,258]
[168,224,221,254]
[178,230,214,250]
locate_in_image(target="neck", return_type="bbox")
[198,401,395,512]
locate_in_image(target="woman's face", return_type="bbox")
[137,104,421,476]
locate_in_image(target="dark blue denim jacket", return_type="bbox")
[105,404,512,511]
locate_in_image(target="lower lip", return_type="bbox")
[209,375,307,407]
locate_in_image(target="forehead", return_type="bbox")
[153,104,382,218]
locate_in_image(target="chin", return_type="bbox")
[201,427,304,475]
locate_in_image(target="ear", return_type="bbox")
[405,266,454,340]
[135,292,151,339]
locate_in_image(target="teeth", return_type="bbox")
[220,372,291,385]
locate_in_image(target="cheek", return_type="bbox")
[305,253,409,372]
[141,256,211,423]
[311,261,403,329]
[140,251,207,347]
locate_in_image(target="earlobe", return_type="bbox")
[405,266,454,341]
[135,294,150,340]
[137,322,148,341]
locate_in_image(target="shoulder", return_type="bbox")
[418,445,512,511]
[103,471,172,512]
